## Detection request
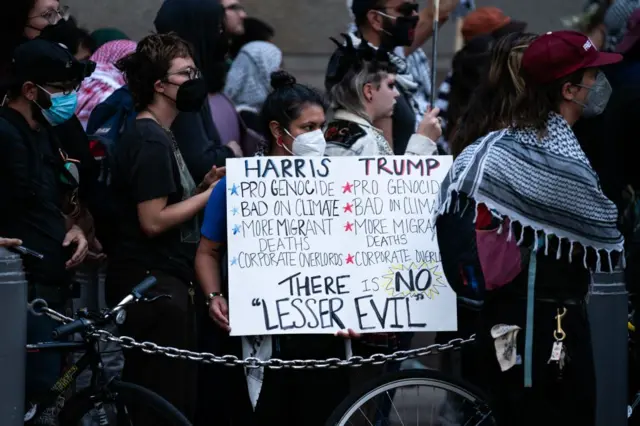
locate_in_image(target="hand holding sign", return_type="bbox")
[225,155,457,336]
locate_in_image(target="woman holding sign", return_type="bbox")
[324,34,442,157]
[322,35,444,396]
[196,70,350,425]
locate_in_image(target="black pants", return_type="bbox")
[476,297,595,426]
[197,330,350,426]
[254,335,350,425]
[106,263,198,425]
[195,311,252,426]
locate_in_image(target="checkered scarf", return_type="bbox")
[75,40,137,129]
[435,113,624,270]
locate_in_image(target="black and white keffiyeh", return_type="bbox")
[435,113,624,270]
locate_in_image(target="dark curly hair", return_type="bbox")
[260,70,328,153]
[450,32,537,157]
[116,32,193,111]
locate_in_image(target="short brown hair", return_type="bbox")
[116,32,192,111]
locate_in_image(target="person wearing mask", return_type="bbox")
[0,38,92,425]
[450,32,537,156]
[106,33,223,425]
[76,40,137,129]
[323,37,440,414]
[228,17,275,58]
[325,36,441,156]
[436,30,623,425]
[332,0,458,154]
[435,7,527,134]
[154,0,244,184]
[224,40,283,134]
[1,0,103,257]
[196,70,347,425]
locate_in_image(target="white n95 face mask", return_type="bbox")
[284,128,327,156]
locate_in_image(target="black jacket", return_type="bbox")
[0,107,72,287]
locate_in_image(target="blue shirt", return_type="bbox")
[201,176,227,243]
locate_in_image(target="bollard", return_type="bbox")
[588,270,628,426]
[0,247,27,426]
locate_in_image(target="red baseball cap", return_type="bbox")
[616,9,640,54]
[521,30,622,84]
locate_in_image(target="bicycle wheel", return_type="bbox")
[326,368,496,426]
[59,380,192,426]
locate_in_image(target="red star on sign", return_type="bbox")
[344,222,353,232]
[343,202,353,213]
[346,253,355,264]
[342,182,353,193]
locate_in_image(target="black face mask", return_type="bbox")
[167,78,208,112]
[382,15,419,47]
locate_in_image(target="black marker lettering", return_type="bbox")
[354,295,375,330]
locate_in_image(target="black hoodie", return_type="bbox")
[155,0,235,182]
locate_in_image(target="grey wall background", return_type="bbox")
[65,0,586,88]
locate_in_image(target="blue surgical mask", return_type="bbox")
[36,85,78,126]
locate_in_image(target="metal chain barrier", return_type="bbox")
[29,300,476,369]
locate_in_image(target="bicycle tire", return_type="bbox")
[325,368,495,426]
[59,380,192,426]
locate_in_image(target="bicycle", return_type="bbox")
[326,366,495,425]
[24,276,192,426]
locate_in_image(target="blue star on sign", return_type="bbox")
[231,257,238,266]
[232,207,239,216]
[232,224,241,235]
[229,184,239,195]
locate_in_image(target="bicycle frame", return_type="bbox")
[24,340,105,424]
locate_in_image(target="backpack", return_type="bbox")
[85,86,137,253]
[436,192,525,309]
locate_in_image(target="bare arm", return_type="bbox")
[137,188,213,237]
[195,237,224,295]
[196,236,230,330]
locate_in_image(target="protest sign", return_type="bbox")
[226,156,456,336]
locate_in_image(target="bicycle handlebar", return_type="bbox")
[131,276,157,299]
[52,318,91,340]
[51,275,158,340]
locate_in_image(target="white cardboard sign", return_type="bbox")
[226,156,457,336]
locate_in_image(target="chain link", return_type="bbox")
[31,301,475,369]
[89,328,476,369]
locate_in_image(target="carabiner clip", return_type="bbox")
[554,307,567,341]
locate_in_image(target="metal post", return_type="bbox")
[588,270,628,426]
[0,247,27,426]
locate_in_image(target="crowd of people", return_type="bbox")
[0,0,639,425]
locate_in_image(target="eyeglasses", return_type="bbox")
[29,5,70,25]
[166,67,202,81]
[224,3,245,13]
[41,82,81,96]
[376,2,418,17]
